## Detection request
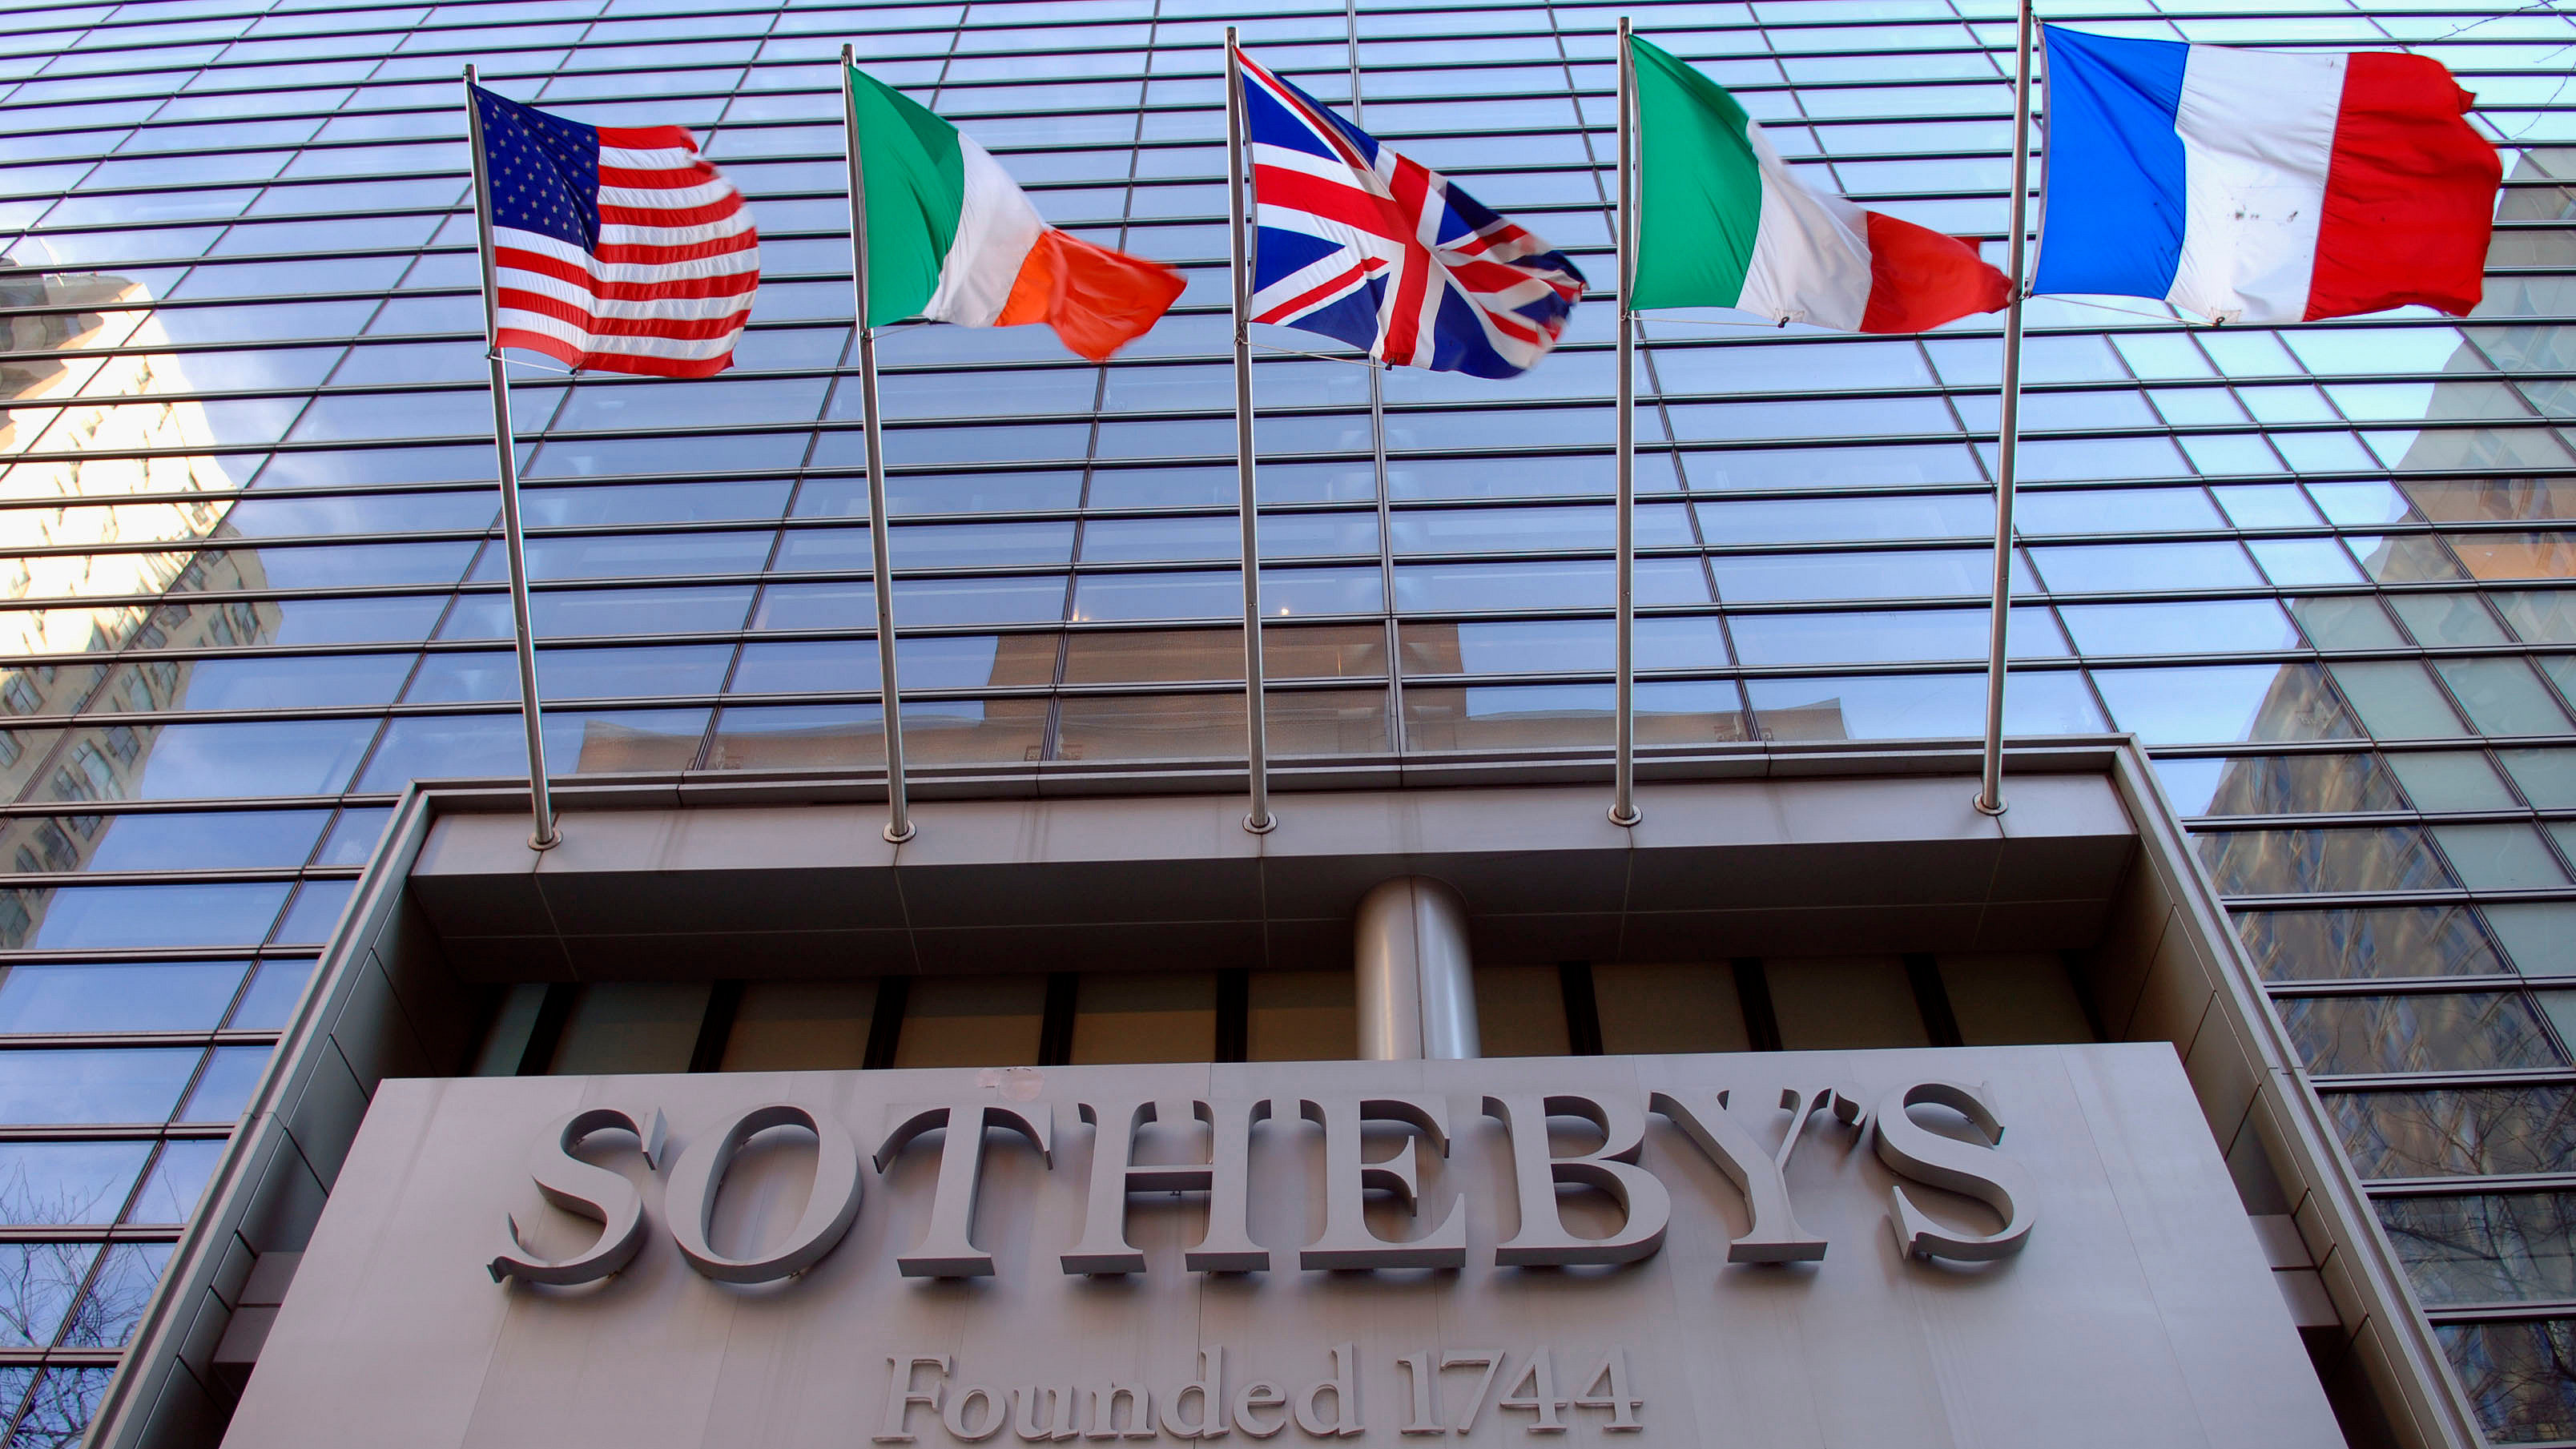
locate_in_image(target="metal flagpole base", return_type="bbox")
[883,822,916,844]
[1243,813,1277,835]
[1608,804,1641,827]
[529,827,561,851]
[1974,794,2007,817]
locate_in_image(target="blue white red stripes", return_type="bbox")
[2031,26,2500,324]
[471,87,759,378]
[1240,54,1584,379]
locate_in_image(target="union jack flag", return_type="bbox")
[1240,54,1585,379]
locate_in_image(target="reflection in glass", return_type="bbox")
[2093,663,2359,745]
[2276,992,2563,1075]
[2377,1193,2576,1306]
[0,1144,149,1229]
[0,962,247,1034]
[2237,907,2505,981]
[2437,1320,2576,1443]
[0,1049,199,1125]
[1748,671,2102,741]
[2197,826,2455,896]
[2162,752,2405,816]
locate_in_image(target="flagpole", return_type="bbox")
[1975,0,2036,817]
[1609,16,1641,829]
[843,46,916,845]
[462,65,561,852]
[1226,26,1276,835]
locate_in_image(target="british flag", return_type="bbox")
[1241,54,1585,379]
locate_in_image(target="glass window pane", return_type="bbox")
[2249,537,2365,586]
[356,709,707,790]
[227,958,316,1030]
[2331,1086,2576,1177]
[1712,549,2034,604]
[2093,664,2360,745]
[1,883,288,951]
[2059,599,2300,656]
[2431,824,2569,890]
[0,962,245,1033]
[2292,598,2405,650]
[2499,747,2576,807]
[38,810,329,872]
[179,1044,270,1124]
[0,1049,197,1125]
[2277,992,2565,1074]
[2027,541,2261,593]
[2236,908,2505,981]
[2435,658,2570,736]
[2378,1193,2576,1306]
[2196,828,2455,896]
[57,1240,171,1346]
[2392,593,2510,646]
[2387,751,2518,811]
[1730,607,2060,666]
[2438,1319,2576,1444]
[2329,661,2465,739]
[1749,671,2101,741]
[124,1141,226,1229]
[0,1244,97,1347]
[2163,753,2405,816]
[0,1144,150,1227]
[2485,904,2576,980]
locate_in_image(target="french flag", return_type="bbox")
[2031,26,2501,324]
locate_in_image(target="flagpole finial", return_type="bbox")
[840,42,852,65]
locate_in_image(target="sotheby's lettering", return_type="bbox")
[487,1077,2032,1290]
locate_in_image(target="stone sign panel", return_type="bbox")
[223,1044,2339,1449]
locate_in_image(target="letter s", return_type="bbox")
[1870,1081,2034,1262]
[489,1106,666,1286]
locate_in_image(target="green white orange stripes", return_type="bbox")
[1628,35,2007,334]
[845,66,1182,360]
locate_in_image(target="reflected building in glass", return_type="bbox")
[2,0,2576,1444]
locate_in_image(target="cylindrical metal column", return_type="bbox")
[1353,876,1479,1061]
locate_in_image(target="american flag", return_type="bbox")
[469,86,758,379]
[1239,55,1584,379]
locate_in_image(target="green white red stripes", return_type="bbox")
[1628,35,2007,333]
[846,66,1182,360]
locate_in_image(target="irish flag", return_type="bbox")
[845,66,1184,359]
[1628,35,2008,332]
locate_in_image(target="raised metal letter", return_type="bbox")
[1298,1094,1464,1270]
[489,1106,666,1286]
[1483,1092,1670,1266]
[878,1102,1053,1277]
[665,1102,863,1284]
[1065,1098,1219,1275]
[1872,1079,2035,1261]
[1650,1085,1861,1262]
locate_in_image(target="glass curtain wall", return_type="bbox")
[2,0,2576,1439]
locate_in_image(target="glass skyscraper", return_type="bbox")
[2,0,2574,1443]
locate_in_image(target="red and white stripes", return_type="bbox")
[492,126,759,379]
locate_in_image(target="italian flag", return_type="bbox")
[845,66,1184,360]
[1629,35,2009,332]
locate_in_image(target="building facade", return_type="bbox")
[0,0,2572,1444]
